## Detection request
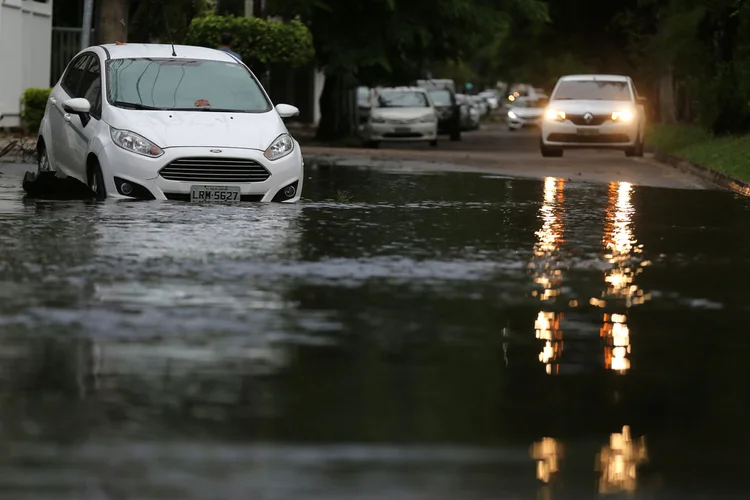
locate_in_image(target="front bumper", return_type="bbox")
[366,120,437,141]
[507,115,542,129]
[541,119,638,148]
[97,143,304,202]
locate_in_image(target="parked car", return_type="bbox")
[30,43,303,202]
[363,86,438,147]
[472,95,490,117]
[478,90,500,110]
[540,74,646,157]
[456,93,480,130]
[416,82,462,141]
[507,97,549,130]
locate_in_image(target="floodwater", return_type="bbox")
[0,162,749,499]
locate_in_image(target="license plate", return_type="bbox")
[577,127,599,135]
[394,127,412,133]
[189,185,241,203]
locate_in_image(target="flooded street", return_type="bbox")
[0,160,749,499]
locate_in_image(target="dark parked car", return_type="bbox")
[416,83,462,141]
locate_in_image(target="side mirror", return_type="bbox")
[275,103,300,119]
[62,97,91,115]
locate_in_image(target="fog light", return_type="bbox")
[283,185,296,198]
[120,182,133,195]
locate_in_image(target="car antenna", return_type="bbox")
[160,1,177,56]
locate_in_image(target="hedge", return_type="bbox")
[185,16,314,68]
[20,88,52,135]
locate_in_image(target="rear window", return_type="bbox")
[426,88,452,106]
[552,80,632,101]
[106,58,271,112]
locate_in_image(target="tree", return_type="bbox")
[268,0,548,141]
[96,0,131,43]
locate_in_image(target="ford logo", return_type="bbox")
[209,149,222,153]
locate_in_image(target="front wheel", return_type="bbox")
[540,140,563,157]
[429,139,438,147]
[450,129,461,141]
[87,160,107,200]
[625,135,644,157]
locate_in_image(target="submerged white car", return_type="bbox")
[507,97,548,130]
[540,74,646,157]
[364,86,438,147]
[34,43,303,202]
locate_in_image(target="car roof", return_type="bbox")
[97,43,239,63]
[377,86,428,92]
[559,74,629,82]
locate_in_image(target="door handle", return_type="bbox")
[50,97,57,104]
[64,114,71,122]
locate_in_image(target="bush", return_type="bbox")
[185,15,314,68]
[20,88,52,135]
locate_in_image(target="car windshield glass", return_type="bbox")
[426,89,452,106]
[553,80,631,101]
[106,58,271,112]
[377,91,429,108]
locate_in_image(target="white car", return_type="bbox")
[33,43,304,202]
[478,91,499,110]
[540,74,646,157]
[507,97,549,130]
[364,86,438,147]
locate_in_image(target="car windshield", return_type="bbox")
[426,89,452,107]
[553,80,632,101]
[377,90,429,108]
[106,58,271,112]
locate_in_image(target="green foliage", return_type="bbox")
[646,123,750,182]
[185,15,314,67]
[20,88,52,134]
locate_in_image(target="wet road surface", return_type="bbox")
[303,124,715,190]
[0,158,749,499]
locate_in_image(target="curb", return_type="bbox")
[649,148,750,196]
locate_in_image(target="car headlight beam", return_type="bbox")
[264,133,294,161]
[545,109,566,121]
[508,110,518,119]
[611,110,634,122]
[110,127,164,157]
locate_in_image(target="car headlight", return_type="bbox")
[508,111,518,119]
[611,110,634,121]
[545,109,566,121]
[264,133,294,161]
[110,127,163,157]
[419,114,436,123]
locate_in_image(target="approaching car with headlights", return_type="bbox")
[364,86,438,147]
[540,74,646,157]
[507,97,548,130]
[31,43,303,202]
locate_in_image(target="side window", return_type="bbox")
[81,57,102,118]
[61,55,93,97]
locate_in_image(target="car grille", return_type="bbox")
[159,157,271,183]
[566,114,610,126]
[547,133,630,143]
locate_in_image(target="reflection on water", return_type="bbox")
[531,177,566,374]
[597,425,649,494]
[531,437,563,484]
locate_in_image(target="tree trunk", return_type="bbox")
[315,73,355,142]
[658,67,676,124]
[96,0,131,44]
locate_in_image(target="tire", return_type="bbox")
[37,143,52,174]
[365,141,379,149]
[450,129,461,141]
[87,160,107,200]
[429,140,438,147]
[540,140,563,157]
[625,134,644,157]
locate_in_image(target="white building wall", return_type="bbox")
[0,0,52,129]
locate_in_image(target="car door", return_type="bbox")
[64,54,104,180]
[48,53,92,176]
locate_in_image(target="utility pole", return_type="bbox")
[81,0,94,49]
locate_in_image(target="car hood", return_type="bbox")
[106,108,287,150]
[547,99,633,114]
[510,107,544,118]
[370,108,435,120]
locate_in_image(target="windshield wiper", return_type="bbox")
[169,107,244,112]
[113,101,164,110]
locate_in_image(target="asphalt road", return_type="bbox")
[302,122,717,190]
